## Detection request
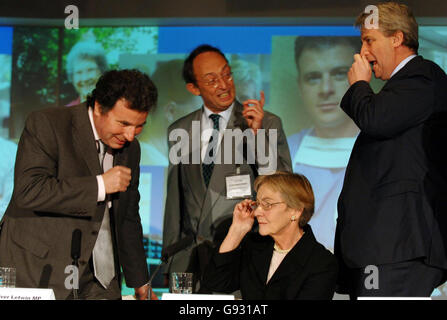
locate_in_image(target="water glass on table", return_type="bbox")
[0,267,16,288]
[170,272,193,294]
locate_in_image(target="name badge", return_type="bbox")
[226,174,252,199]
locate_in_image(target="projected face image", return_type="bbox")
[189,51,236,113]
[72,58,102,102]
[236,81,257,102]
[297,45,353,130]
[168,99,201,123]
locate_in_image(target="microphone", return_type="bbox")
[38,264,53,288]
[146,236,195,299]
[71,229,82,262]
[161,235,194,263]
[70,229,82,300]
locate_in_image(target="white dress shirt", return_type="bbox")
[200,103,234,162]
[88,107,112,203]
[390,54,417,78]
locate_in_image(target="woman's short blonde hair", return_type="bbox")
[355,2,419,53]
[254,172,315,228]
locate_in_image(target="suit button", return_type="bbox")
[92,231,98,236]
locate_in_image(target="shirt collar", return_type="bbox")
[390,54,417,78]
[88,107,100,141]
[203,102,234,123]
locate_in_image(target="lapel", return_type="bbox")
[250,236,275,285]
[71,103,130,221]
[199,102,247,223]
[383,55,422,89]
[267,225,316,285]
[111,146,129,212]
[180,108,207,208]
[71,104,102,176]
[226,101,248,131]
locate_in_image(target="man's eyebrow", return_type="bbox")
[117,120,147,126]
[203,64,230,77]
[331,66,350,72]
[303,71,322,77]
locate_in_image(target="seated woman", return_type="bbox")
[203,172,338,299]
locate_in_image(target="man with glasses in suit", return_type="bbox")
[163,44,292,291]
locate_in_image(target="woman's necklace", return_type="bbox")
[273,243,292,254]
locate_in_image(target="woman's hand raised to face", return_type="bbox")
[232,199,256,234]
[219,199,257,253]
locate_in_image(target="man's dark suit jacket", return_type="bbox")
[163,101,292,279]
[203,225,338,300]
[0,104,149,299]
[336,56,447,276]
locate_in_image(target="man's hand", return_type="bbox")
[134,284,149,300]
[242,90,265,135]
[102,166,131,194]
[134,284,158,300]
[348,54,372,85]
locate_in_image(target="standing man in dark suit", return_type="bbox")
[163,45,292,289]
[335,2,447,298]
[0,69,157,299]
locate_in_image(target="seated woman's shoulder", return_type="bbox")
[310,240,338,272]
[244,231,273,248]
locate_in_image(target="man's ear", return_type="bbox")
[392,31,404,47]
[186,83,201,96]
[93,101,102,116]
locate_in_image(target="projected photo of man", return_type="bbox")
[65,41,108,106]
[231,59,262,103]
[139,59,201,166]
[288,36,360,252]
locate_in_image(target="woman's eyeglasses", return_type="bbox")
[252,200,285,211]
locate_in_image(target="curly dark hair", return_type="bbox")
[86,69,158,114]
[182,44,228,85]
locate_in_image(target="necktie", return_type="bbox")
[92,140,116,289]
[202,114,220,187]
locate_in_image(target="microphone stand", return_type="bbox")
[72,257,79,300]
[70,229,82,300]
[145,255,168,300]
[144,236,194,299]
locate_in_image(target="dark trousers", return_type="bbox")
[348,259,445,299]
[68,257,121,300]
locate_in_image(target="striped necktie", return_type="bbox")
[92,140,116,288]
[202,114,220,187]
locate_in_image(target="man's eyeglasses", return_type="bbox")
[252,200,285,211]
[199,72,233,88]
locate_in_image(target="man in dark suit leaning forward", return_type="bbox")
[335,2,447,298]
[0,69,157,299]
[163,45,292,290]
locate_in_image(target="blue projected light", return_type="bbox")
[158,26,359,54]
[140,165,166,235]
[0,27,13,55]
